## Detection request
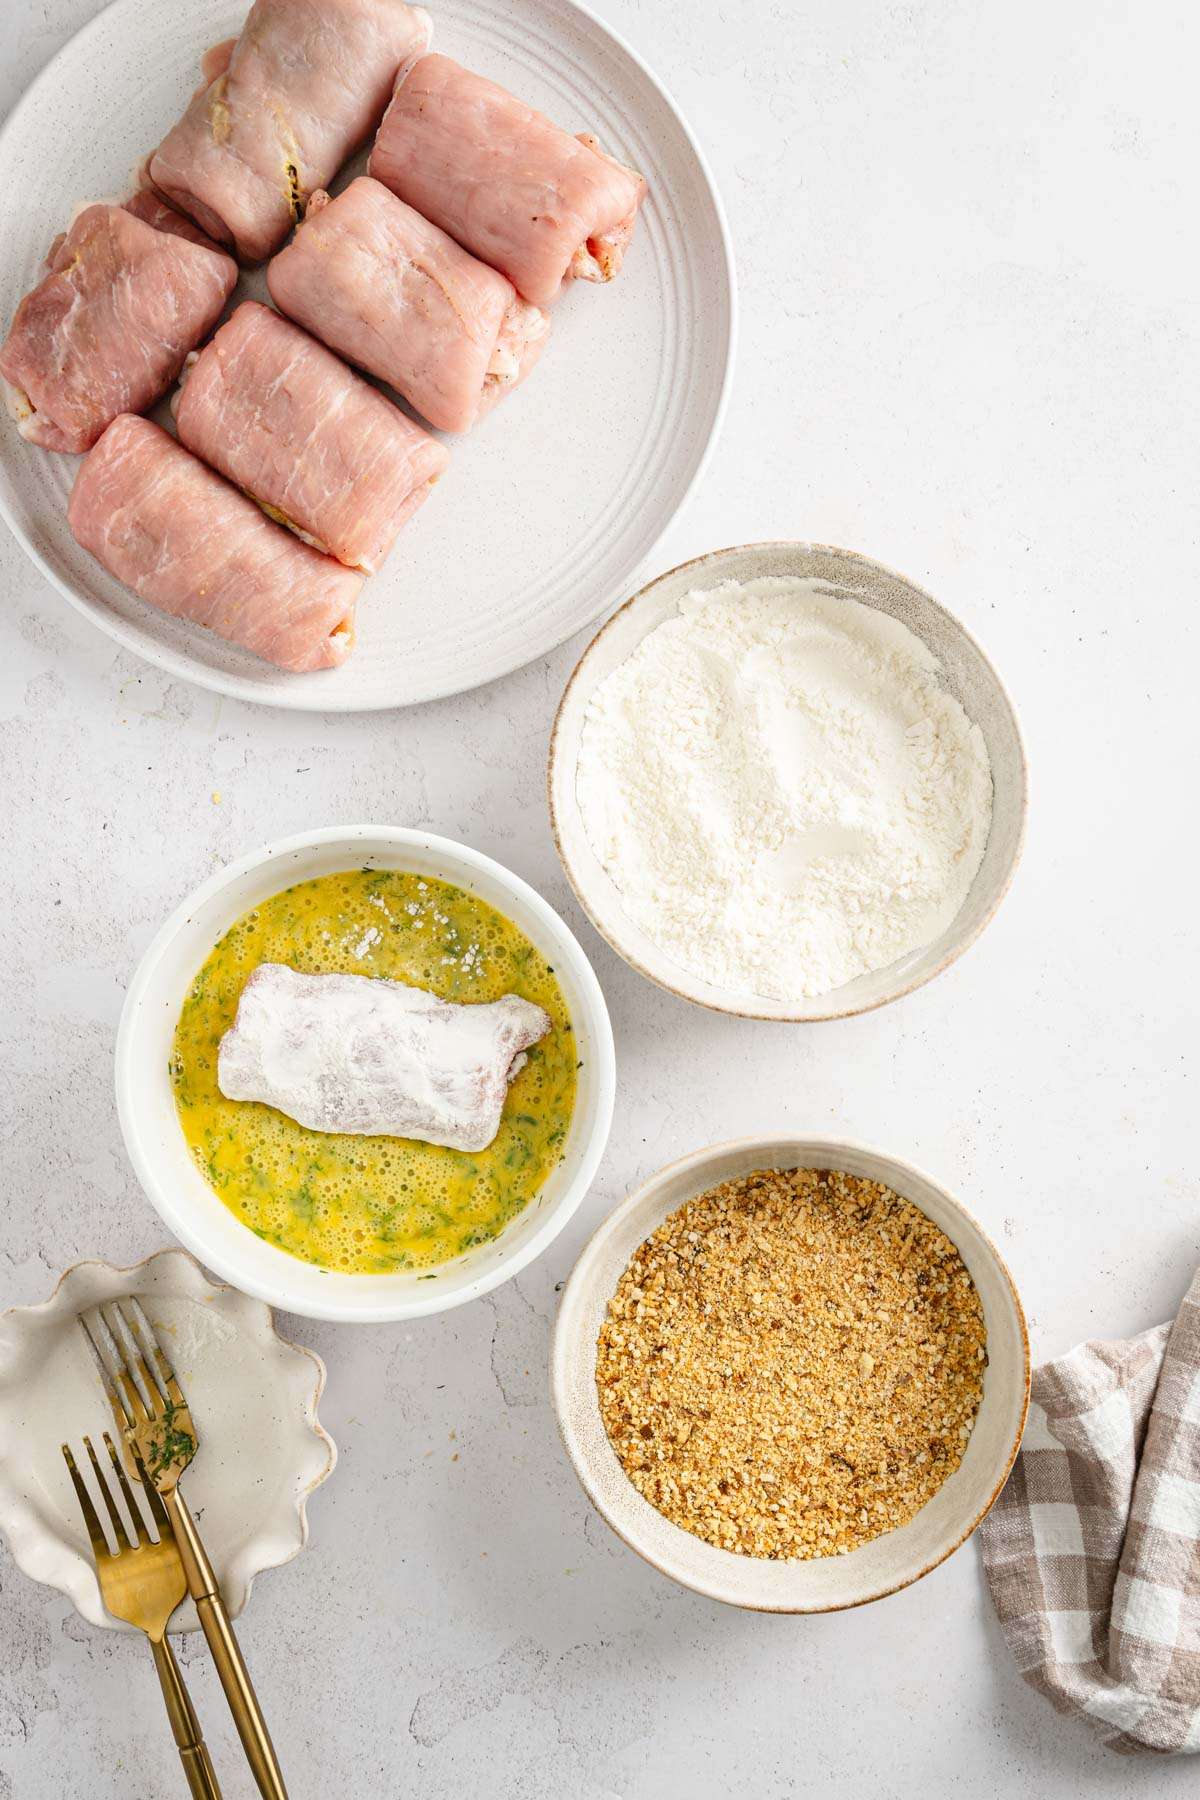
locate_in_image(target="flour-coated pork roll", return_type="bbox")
[217,963,552,1149]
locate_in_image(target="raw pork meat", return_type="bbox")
[68,415,361,671]
[0,204,236,454]
[123,188,232,253]
[267,178,549,433]
[149,0,433,262]
[175,301,449,572]
[368,54,646,307]
[217,963,552,1149]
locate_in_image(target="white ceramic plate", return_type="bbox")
[549,543,1028,1020]
[0,1249,336,1632]
[0,0,734,711]
[552,1137,1030,1611]
[116,825,617,1322]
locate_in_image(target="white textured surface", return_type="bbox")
[1,0,1198,1794]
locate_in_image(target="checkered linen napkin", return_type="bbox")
[979,1267,1200,1754]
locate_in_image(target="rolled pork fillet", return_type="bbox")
[123,188,233,253]
[175,301,450,573]
[218,963,552,1149]
[0,205,236,455]
[368,54,647,308]
[44,191,229,267]
[267,178,550,434]
[68,415,361,672]
[148,0,433,263]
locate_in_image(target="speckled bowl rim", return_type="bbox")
[551,1136,1031,1612]
[548,541,1029,1022]
[0,1246,336,1631]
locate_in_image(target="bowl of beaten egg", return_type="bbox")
[116,826,616,1323]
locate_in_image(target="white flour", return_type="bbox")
[575,577,994,1001]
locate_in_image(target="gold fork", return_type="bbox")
[80,1301,289,1800]
[62,1433,221,1799]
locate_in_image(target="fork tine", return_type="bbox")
[118,1363,152,1427]
[84,1436,131,1554]
[105,1302,168,1422]
[94,1305,155,1427]
[61,1443,109,1562]
[78,1313,136,1436]
[126,1297,189,1412]
[103,1432,150,1548]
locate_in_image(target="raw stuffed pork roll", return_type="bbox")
[0,204,236,455]
[267,178,550,433]
[368,54,647,307]
[123,188,233,251]
[42,191,228,265]
[68,415,361,671]
[175,301,449,573]
[148,0,433,262]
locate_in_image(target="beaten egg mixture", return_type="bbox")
[170,869,577,1273]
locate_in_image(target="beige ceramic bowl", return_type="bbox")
[548,542,1027,1021]
[551,1136,1029,1611]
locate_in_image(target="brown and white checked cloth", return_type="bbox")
[979,1266,1200,1754]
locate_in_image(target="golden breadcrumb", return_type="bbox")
[595,1167,987,1560]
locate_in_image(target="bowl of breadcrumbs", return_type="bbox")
[552,1138,1029,1610]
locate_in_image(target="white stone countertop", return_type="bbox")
[2,1,1198,1794]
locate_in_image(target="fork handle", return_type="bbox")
[150,1636,223,1800]
[163,1489,289,1800]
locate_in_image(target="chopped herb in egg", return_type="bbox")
[171,869,576,1274]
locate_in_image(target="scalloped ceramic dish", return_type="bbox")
[0,1249,335,1632]
[0,0,734,710]
[552,1137,1030,1611]
[549,542,1027,1021]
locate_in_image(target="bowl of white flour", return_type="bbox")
[549,543,1026,1020]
